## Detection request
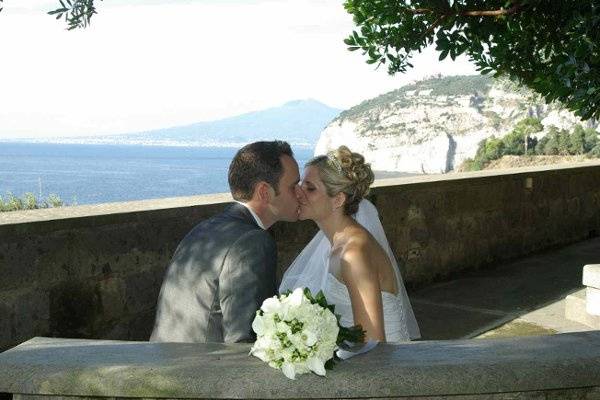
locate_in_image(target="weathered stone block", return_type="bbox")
[98,277,127,320]
[583,264,600,289]
[587,287,600,316]
[565,289,600,329]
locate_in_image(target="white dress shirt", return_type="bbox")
[235,201,266,230]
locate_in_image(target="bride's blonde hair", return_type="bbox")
[306,146,374,215]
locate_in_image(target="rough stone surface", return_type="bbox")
[10,387,600,399]
[1,334,600,399]
[1,164,600,351]
[587,287,600,316]
[583,264,600,289]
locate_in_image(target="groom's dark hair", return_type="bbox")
[228,140,294,201]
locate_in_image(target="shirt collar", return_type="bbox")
[235,201,266,230]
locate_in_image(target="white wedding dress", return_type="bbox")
[279,199,420,342]
[324,272,411,342]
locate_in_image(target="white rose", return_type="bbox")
[261,296,282,313]
[286,288,306,307]
[307,356,326,376]
[303,330,318,346]
[281,362,296,380]
[251,314,265,336]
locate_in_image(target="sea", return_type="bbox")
[0,142,315,206]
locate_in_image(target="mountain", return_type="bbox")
[315,75,598,173]
[11,99,341,148]
[117,99,341,147]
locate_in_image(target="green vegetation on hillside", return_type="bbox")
[402,75,492,97]
[0,192,66,212]
[462,119,600,171]
[338,75,492,121]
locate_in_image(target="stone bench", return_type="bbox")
[1,334,600,400]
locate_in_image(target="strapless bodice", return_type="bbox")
[324,273,410,342]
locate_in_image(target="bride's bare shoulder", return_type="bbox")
[339,227,376,273]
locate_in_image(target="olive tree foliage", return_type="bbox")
[0,0,101,30]
[343,1,600,121]
[48,0,102,30]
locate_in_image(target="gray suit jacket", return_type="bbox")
[150,203,277,343]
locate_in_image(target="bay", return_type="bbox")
[0,142,315,206]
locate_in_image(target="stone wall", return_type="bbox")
[1,161,600,352]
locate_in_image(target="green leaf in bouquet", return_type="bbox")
[314,290,329,309]
[324,358,336,370]
[303,287,315,302]
[337,324,366,346]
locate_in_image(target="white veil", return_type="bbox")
[279,199,421,340]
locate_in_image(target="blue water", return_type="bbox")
[0,143,315,206]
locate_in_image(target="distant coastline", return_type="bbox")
[0,98,340,150]
[0,137,316,149]
[0,142,315,206]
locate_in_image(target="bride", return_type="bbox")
[280,146,420,342]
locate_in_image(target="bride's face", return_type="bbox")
[297,165,337,221]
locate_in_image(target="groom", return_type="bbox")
[150,141,300,343]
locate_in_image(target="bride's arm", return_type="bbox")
[340,242,386,342]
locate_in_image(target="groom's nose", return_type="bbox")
[294,185,305,202]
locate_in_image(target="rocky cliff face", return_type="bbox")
[315,75,598,173]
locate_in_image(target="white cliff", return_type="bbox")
[315,75,597,174]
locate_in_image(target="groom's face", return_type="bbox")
[269,154,301,222]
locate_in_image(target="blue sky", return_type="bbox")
[0,0,477,138]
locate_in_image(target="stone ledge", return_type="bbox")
[0,193,233,226]
[1,333,600,399]
[2,160,600,227]
[372,159,600,188]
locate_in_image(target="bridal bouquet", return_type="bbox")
[250,287,364,379]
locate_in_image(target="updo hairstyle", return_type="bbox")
[306,146,374,215]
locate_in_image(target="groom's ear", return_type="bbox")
[256,181,272,203]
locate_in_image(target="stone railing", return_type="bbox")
[1,161,600,352]
[0,333,599,399]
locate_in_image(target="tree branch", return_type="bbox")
[424,14,447,36]
[460,4,523,16]
[407,4,523,17]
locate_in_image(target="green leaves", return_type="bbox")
[343,0,600,121]
[47,0,102,30]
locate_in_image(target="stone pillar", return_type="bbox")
[565,264,600,328]
[584,264,600,316]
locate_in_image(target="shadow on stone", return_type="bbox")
[50,281,101,338]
